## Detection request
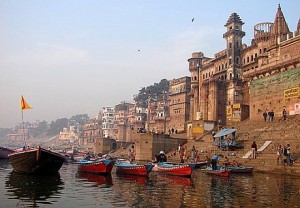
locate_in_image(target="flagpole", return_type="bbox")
[21,109,26,147]
[20,95,32,148]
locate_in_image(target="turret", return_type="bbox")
[223,13,245,81]
[269,4,290,46]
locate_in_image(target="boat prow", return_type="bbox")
[8,146,66,174]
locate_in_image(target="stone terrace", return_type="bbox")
[169,114,300,176]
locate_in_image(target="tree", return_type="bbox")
[134,79,169,106]
[47,118,68,136]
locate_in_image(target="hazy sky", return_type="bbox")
[1,1,299,128]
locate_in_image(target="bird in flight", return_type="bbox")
[192,18,194,22]
[138,49,141,52]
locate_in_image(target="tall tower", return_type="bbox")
[188,52,204,121]
[223,13,245,106]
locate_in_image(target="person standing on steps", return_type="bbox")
[282,109,287,121]
[263,110,268,122]
[277,144,283,165]
[269,110,274,122]
[251,141,257,159]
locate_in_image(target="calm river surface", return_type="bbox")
[0,159,300,208]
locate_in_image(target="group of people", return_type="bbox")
[277,144,293,166]
[263,110,275,122]
[263,109,288,122]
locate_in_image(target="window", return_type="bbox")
[229,42,232,49]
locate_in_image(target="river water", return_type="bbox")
[0,159,299,208]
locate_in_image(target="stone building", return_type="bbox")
[146,93,169,134]
[168,76,191,133]
[188,5,300,137]
[79,118,102,151]
[242,5,300,120]
[126,103,147,142]
[114,102,134,141]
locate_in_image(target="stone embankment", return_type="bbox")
[168,114,300,176]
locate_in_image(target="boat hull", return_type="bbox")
[191,161,208,169]
[116,162,154,176]
[78,160,114,174]
[8,147,66,174]
[226,166,254,173]
[0,146,15,159]
[206,169,231,177]
[154,163,193,177]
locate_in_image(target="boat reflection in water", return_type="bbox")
[116,173,153,187]
[155,173,192,187]
[5,171,64,207]
[76,172,113,188]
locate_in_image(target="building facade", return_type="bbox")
[100,107,116,139]
[188,5,300,135]
[168,76,191,132]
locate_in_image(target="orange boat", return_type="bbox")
[153,162,195,177]
[205,168,231,177]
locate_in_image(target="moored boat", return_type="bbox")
[115,159,154,176]
[205,166,231,177]
[153,162,195,177]
[226,166,254,173]
[8,146,66,174]
[191,161,208,169]
[77,159,114,174]
[0,146,15,159]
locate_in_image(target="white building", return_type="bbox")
[99,107,115,138]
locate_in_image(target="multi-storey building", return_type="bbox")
[188,4,300,136]
[114,102,134,141]
[147,93,169,134]
[99,107,115,139]
[79,118,102,151]
[168,76,191,132]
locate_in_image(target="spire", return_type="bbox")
[271,4,290,36]
[225,13,244,27]
[297,18,300,31]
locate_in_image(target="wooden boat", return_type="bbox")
[77,159,114,174]
[226,166,254,173]
[205,166,231,177]
[153,162,195,177]
[0,146,15,159]
[8,146,66,174]
[191,161,208,169]
[115,159,154,176]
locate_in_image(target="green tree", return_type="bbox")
[134,79,169,106]
[47,118,68,136]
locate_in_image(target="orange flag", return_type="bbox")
[20,96,32,110]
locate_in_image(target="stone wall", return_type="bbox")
[134,133,186,161]
[250,67,300,120]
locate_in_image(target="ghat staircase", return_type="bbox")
[169,114,300,176]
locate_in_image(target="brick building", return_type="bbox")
[168,76,191,133]
[188,5,300,137]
